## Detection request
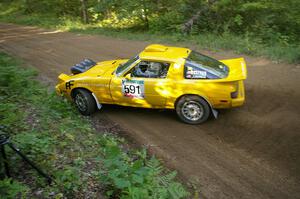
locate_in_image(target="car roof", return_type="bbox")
[139,44,191,62]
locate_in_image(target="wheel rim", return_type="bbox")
[75,93,88,112]
[181,101,204,121]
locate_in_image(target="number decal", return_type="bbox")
[122,80,144,98]
[65,80,74,89]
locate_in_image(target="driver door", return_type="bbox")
[109,60,171,108]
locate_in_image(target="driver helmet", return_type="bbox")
[148,62,162,74]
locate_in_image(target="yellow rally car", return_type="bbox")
[56,44,247,124]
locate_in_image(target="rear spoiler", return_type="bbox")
[220,58,247,81]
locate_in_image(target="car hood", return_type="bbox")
[57,59,128,84]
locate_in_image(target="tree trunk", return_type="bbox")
[81,0,89,24]
[181,0,216,35]
[141,0,150,30]
[181,10,202,35]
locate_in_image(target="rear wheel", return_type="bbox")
[73,89,96,116]
[176,96,211,124]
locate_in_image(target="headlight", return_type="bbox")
[58,73,70,84]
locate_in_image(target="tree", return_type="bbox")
[81,0,89,24]
[181,0,217,35]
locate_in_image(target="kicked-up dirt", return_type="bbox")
[1,23,300,199]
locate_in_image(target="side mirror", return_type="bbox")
[125,73,131,80]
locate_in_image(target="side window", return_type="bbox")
[184,60,208,79]
[131,61,170,78]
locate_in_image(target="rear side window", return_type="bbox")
[184,51,229,79]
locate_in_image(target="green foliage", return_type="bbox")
[14,132,55,158]
[53,166,84,194]
[98,136,189,198]
[2,0,300,41]
[1,0,299,63]
[150,11,184,33]
[0,52,93,197]
[0,178,29,199]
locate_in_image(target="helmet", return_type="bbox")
[148,62,162,74]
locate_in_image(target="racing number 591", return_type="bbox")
[124,84,141,95]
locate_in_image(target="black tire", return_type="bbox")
[176,95,211,124]
[73,89,96,116]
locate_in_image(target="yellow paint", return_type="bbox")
[56,44,247,109]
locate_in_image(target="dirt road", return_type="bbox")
[1,23,299,199]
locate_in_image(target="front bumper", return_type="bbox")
[55,85,61,95]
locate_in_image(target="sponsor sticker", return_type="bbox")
[186,68,207,78]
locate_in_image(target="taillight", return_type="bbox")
[231,91,238,98]
[231,82,239,98]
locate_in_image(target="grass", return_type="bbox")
[0,6,299,64]
[0,52,189,198]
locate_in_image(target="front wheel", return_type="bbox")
[176,96,211,124]
[73,89,96,116]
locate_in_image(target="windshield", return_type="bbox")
[116,55,139,76]
[186,51,228,78]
